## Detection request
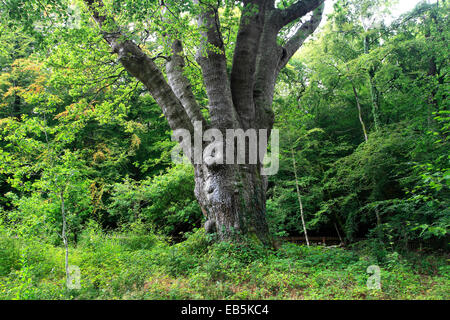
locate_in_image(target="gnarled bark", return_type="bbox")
[194,163,271,245]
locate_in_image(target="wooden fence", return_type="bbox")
[279,236,344,246]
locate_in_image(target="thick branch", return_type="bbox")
[279,4,324,69]
[161,4,206,127]
[253,7,284,130]
[230,0,267,129]
[253,1,324,130]
[84,0,193,132]
[166,40,206,126]
[195,0,237,129]
[275,0,325,28]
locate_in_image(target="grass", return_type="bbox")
[0,228,448,300]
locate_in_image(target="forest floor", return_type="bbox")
[0,228,448,300]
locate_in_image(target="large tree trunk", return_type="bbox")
[84,0,325,245]
[194,163,271,245]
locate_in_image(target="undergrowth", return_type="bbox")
[0,226,448,300]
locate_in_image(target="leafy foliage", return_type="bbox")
[0,0,448,300]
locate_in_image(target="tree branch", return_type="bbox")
[253,9,281,130]
[84,0,193,132]
[160,4,207,127]
[195,0,238,129]
[230,0,267,129]
[275,0,325,28]
[279,3,324,69]
[253,0,325,130]
[166,39,207,127]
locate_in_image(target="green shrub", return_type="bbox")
[0,235,21,276]
[107,165,202,238]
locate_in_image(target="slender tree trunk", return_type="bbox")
[334,222,344,246]
[368,71,380,131]
[290,147,309,246]
[375,207,384,242]
[351,83,369,142]
[364,35,380,131]
[60,191,69,283]
[346,64,369,142]
[425,2,441,130]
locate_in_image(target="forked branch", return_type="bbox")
[84,0,193,132]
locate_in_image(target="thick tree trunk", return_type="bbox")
[85,0,325,245]
[194,163,272,245]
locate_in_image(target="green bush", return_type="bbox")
[107,165,202,238]
[1,226,448,300]
[0,234,21,276]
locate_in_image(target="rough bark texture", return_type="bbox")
[194,163,271,245]
[85,0,325,245]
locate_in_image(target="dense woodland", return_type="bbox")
[0,0,448,300]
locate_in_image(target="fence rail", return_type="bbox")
[279,236,344,245]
